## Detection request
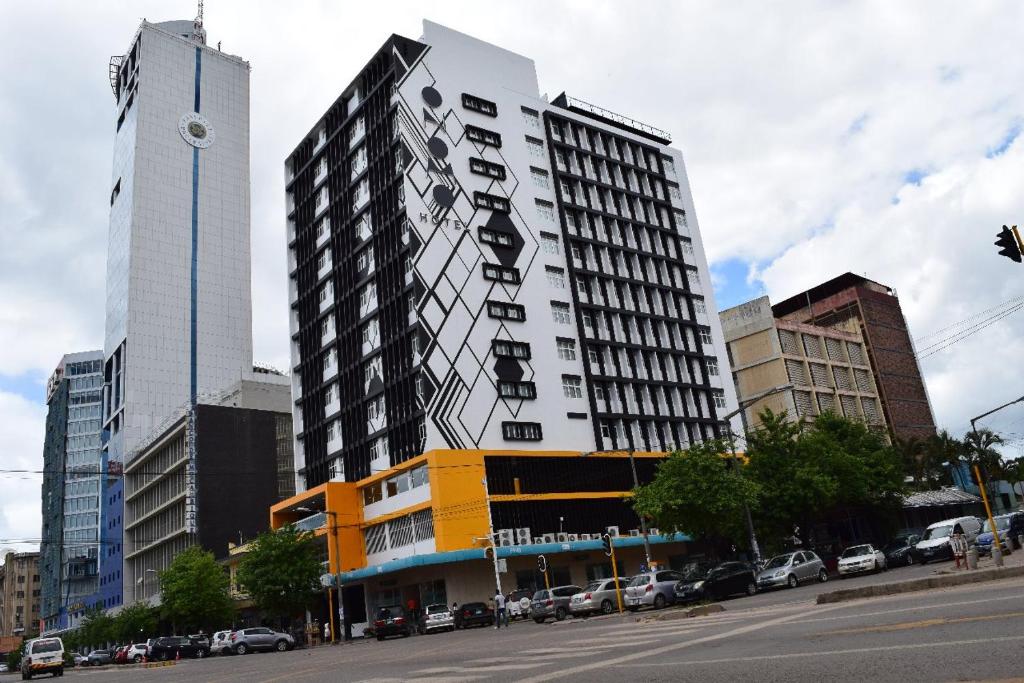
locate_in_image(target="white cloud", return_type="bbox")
[0,391,46,553]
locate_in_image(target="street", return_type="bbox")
[60,569,1024,682]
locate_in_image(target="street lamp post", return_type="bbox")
[968,395,1024,562]
[580,449,653,569]
[720,383,794,565]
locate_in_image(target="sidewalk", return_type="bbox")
[817,549,1024,604]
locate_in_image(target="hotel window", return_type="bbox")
[536,200,555,221]
[521,106,540,130]
[474,191,511,213]
[668,183,682,201]
[487,300,526,321]
[600,420,617,439]
[503,421,543,441]
[320,316,332,337]
[482,263,521,284]
[465,124,502,148]
[556,338,577,361]
[367,396,385,421]
[713,390,727,410]
[694,299,706,315]
[562,375,583,399]
[682,241,694,256]
[551,301,571,324]
[315,186,329,210]
[318,282,332,303]
[462,93,498,117]
[479,227,514,248]
[530,167,549,188]
[497,381,537,399]
[546,266,566,289]
[355,246,374,272]
[707,358,719,377]
[469,157,507,180]
[699,329,713,345]
[324,383,336,405]
[540,232,560,255]
[492,339,532,359]
[526,136,545,158]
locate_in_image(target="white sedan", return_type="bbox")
[837,544,887,576]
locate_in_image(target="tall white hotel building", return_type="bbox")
[101,19,253,601]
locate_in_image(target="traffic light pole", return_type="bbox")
[482,477,502,597]
[604,534,624,614]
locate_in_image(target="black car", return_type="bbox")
[882,534,921,566]
[147,636,210,661]
[454,602,494,629]
[674,561,758,603]
[373,606,413,641]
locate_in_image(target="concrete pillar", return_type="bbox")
[966,548,978,570]
[993,545,1005,567]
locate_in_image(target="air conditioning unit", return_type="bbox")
[567,533,579,542]
[542,533,556,544]
[629,529,641,537]
[497,529,515,547]
[534,537,545,545]
[579,533,592,541]
[515,527,532,545]
[649,528,660,537]
[556,532,569,543]
[606,526,620,537]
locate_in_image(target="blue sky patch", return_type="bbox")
[903,168,928,185]
[710,258,765,310]
[987,121,1021,158]
[0,371,47,405]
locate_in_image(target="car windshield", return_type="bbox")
[923,524,954,540]
[628,574,651,587]
[532,591,549,600]
[841,545,872,558]
[983,517,1011,532]
[883,537,910,552]
[764,554,793,569]
[32,640,61,654]
[425,604,447,614]
[680,563,713,581]
[582,582,603,592]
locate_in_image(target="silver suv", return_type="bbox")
[625,570,686,610]
[531,585,582,622]
[230,627,295,655]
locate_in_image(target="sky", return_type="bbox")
[2,1,1024,553]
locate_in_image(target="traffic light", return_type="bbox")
[995,225,1022,263]
[602,533,613,556]
[484,545,494,560]
[537,554,547,573]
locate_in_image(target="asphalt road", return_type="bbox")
[57,562,1024,682]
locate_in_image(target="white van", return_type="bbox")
[914,516,982,564]
[20,636,64,679]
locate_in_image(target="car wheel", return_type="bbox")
[787,574,798,589]
[235,644,248,656]
[274,640,288,652]
[376,635,383,641]
[746,581,757,596]
[600,599,614,614]
[534,617,545,624]
[196,649,206,659]
[818,569,828,583]
[905,554,914,566]
[653,594,666,609]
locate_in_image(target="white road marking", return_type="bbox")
[515,602,847,682]
[414,662,547,674]
[785,591,1024,625]
[613,633,1024,667]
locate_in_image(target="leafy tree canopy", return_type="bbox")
[160,546,234,633]
[236,525,323,624]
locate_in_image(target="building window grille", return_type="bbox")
[465,124,502,148]
[526,136,544,158]
[545,266,566,289]
[479,227,514,247]
[551,302,572,324]
[469,157,506,179]
[535,200,555,221]
[706,359,719,377]
[473,191,511,213]
[492,339,532,359]
[486,300,526,321]
[562,375,583,399]
[556,338,577,361]
[497,381,537,400]
[847,342,865,365]
[530,167,549,188]
[521,106,540,130]
[462,93,497,116]
[502,421,543,441]
[483,263,521,284]
[786,359,808,386]
[699,329,713,345]
[540,232,560,255]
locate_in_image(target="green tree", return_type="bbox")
[111,602,159,644]
[895,436,924,489]
[745,409,904,550]
[78,604,114,649]
[920,430,962,489]
[160,546,234,633]
[236,525,322,627]
[963,428,1005,505]
[632,439,760,554]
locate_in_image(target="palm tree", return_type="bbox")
[895,436,925,489]
[963,428,1005,506]
[921,430,961,489]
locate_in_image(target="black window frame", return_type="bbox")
[497,380,537,400]
[465,124,503,148]
[469,157,507,180]
[478,226,514,248]
[486,300,526,322]
[492,339,532,360]
[482,263,521,285]
[502,421,544,441]
[474,191,511,213]
[462,93,498,117]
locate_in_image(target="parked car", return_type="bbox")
[882,534,921,567]
[230,627,295,654]
[756,551,828,589]
[915,516,982,563]
[20,637,64,679]
[148,636,210,661]
[837,544,887,576]
[209,631,234,656]
[70,654,85,668]
[570,577,628,616]
[417,603,455,634]
[86,650,113,667]
[0,662,8,674]
[976,512,1024,555]
[625,571,686,610]
[675,562,758,603]
[531,585,582,622]
[112,646,129,665]
[373,606,413,640]
[124,643,148,663]
[507,589,533,620]
[454,602,495,629]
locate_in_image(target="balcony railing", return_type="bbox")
[294,512,326,533]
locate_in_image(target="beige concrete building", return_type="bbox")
[719,296,886,433]
[0,551,42,638]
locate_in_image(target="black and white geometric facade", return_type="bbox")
[285,21,738,491]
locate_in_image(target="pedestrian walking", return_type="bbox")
[494,590,507,629]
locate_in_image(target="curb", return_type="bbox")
[816,565,1024,604]
[645,603,727,622]
[142,661,176,669]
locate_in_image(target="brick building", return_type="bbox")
[771,273,937,441]
[0,551,42,638]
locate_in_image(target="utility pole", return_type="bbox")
[482,477,502,596]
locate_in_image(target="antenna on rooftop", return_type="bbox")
[192,0,207,44]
